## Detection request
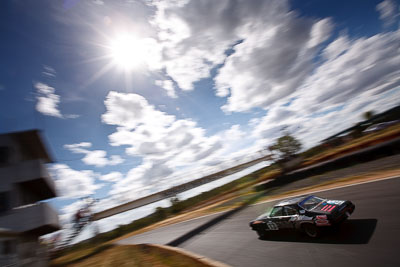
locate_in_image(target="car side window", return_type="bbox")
[270,206,283,217]
[284,206,298,216]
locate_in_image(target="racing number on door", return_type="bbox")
[267,221,278,230]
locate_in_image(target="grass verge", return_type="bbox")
[303,124,400,166]
[51,244,214,267]
[219,168,400,210]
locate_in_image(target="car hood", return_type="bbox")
[254,212,270,221]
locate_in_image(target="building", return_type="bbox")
[0,130,60,266]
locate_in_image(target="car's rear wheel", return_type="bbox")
[302,224,319,238]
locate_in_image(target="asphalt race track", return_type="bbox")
[117,177,400,267]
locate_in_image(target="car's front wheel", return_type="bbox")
[302,223,319,238]
[256,229,267,239]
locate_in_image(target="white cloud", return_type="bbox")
[34,82,62,118]
[50,164,101,199]
[102,91,226,195]
[42,65,56,77]
[93,0,104,5]
[147,0,333,112]
[64,142,125,167]
[307,18,333,48]
[102,91,175,130]
[149,0,284,91]
[82,150,111,167]
[59,199,88,225]
[36,95,61,117]
[291,30,400,115]
[35,82,55,94]
[155,79,177,98]
[109,160,165,196]
[109,155,124,165]
[215,17,333,112]
[104,93,190,157]
[253,87,400,151]
[101,91,275,200]
[147,0,398,116]
[247,24,400,148]
[221,124,245,141]
[100,171,123,182]
[376,0,398,27]
[64,114,80,119]
[322,35,349,60]
[53,197,104,241]
[35,68,80,120]
[64,142,92,153]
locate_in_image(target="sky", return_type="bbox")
[1,0,400,240]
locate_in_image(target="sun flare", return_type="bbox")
[109,33,147,71]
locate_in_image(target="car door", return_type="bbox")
[282,206,299,229]
[270,206,296,229]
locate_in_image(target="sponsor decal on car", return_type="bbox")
[266,221,279,230]
[321,204,336,212]
[315,215,330,226]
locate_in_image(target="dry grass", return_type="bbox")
[303,124,400,166]
[253,168,400,204]
[51,244,207,267]
[202,167,400,212]
[52,246,101,266]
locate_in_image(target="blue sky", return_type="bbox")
[1,0,400,239]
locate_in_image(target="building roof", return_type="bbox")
[0,129,54,163]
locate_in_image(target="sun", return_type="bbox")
[109,33,148,71]
[86,31,160,89]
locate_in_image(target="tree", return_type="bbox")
[363,110,375,121]
[154,206,167,220]
[170,196,184,214]
[268,133,302,171]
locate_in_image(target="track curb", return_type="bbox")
[140,243,231,267]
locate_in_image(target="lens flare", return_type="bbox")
[110,33,147,71]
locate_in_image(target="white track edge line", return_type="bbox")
[252,174,400,206]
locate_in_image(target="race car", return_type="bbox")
[249,195,355,238]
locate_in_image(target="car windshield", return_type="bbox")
[299,196,324,210]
